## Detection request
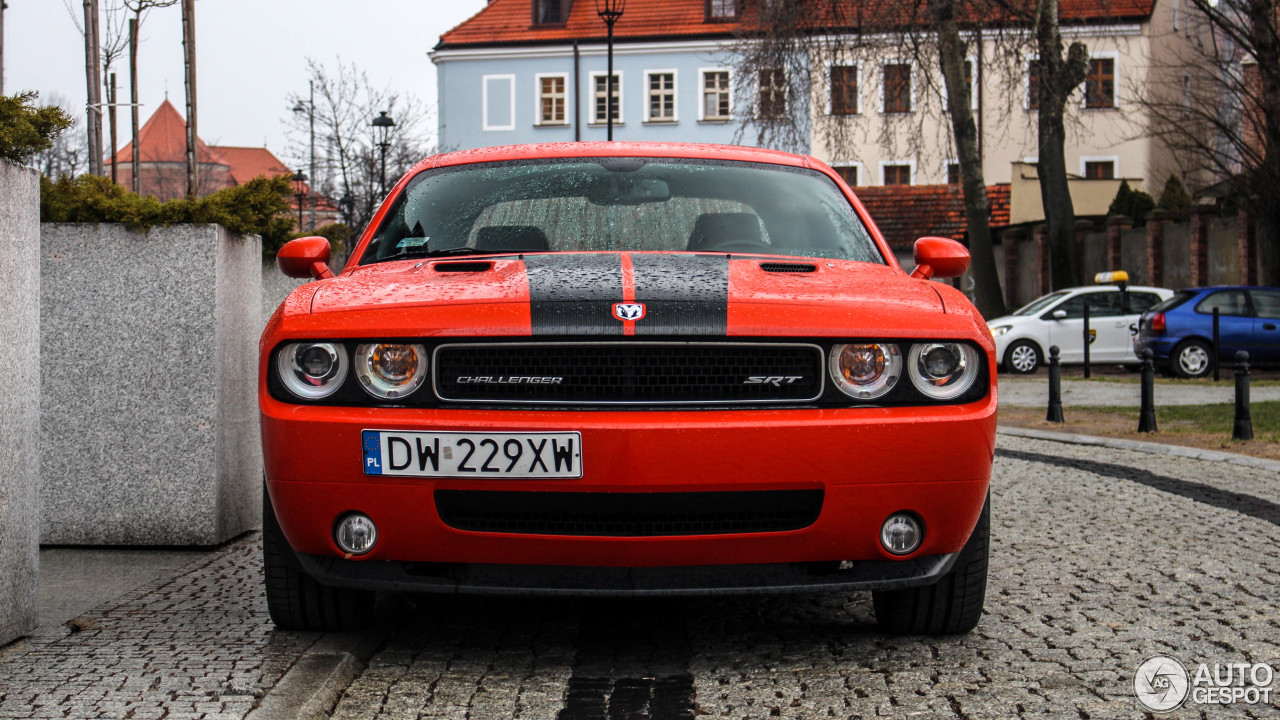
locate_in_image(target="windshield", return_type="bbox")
[359,157,884,264]
[1012,291,1071,316]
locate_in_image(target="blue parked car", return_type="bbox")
[1135,286,1280,377]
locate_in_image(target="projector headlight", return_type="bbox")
[907,342,980,400]
[277,342,348,399]
[829,343,902,400]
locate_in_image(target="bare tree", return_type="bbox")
[283,58,433,232]
[33,93,90,178]
[121,0,178,192]
[731,0,1010,316]
[1140,0,1280,284]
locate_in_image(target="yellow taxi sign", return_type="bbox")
[1095,270,1129,285]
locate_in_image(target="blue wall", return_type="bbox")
[433,42,801,152]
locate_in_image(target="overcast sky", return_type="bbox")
[5,0,489,169]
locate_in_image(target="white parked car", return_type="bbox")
[988,281,1174,373]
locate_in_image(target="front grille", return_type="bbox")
[434,490,823,536]
[434,342,823,404]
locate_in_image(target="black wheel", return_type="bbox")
[263,485,374,631]
[1003,340,1041,374]
[1171,339,1212,379]
[872,495,989,635]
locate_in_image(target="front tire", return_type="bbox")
[263,485,374,631]
[1172,339,1212,379]
[1004,340,1041,374]
[872,495,989,635]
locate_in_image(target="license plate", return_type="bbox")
[361,430,583,478]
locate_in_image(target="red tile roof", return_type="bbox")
[213,146,292,185]
[855,184,1011,249]
[108,99,224,166]
[439,0,1155,48]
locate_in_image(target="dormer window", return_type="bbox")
[534,0,570,26]
[706,0,738,21]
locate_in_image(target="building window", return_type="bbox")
[538,75,567,125]
[1027,61,1040,110]
[702,70,731,120]
[883,63,911,113]
[592,73,621,124]
[1085,58,1115,108]
[830,64,859,115]
[647,72,676,122]
[758,68,787,119]
[706,0,738,21]
[1084,160,1115,179]
[948,163,961,184]
[834,165,859,186]
[534,0,568,26]
[883,164,912,185]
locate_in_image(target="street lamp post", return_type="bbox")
[372,110,395,196]
[292,81,316,231]
[594,0,626,141]
[292,170,308,230]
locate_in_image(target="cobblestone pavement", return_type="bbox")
[4,434,1279,719]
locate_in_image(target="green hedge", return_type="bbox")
[40,174,296,259]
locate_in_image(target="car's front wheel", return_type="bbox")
[262,485,374,631]
[1172,339,1213,379]
[1003,340,1041,374]
[872,495,989,635]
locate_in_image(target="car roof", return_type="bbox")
[409,142,816,174]
[1055,285,1172,293]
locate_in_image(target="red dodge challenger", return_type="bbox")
[260,142,996,635]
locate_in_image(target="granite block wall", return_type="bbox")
[0,160,41,645]
[40,224,262,545]
[261,259,306,326]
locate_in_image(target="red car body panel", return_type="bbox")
[261,142,996,592]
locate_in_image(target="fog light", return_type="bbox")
[335,513,377,556]
[880,513,923,555]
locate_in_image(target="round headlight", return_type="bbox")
[277,342,348,399]
[355,343,428,399]
[829,343,901,400]
[908,342,980,400]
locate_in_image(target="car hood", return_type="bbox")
[296,252,972,338]
[986,314,1037,328]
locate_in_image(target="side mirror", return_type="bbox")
[1052,310,1068,320]
[277,236,335,280]
[909,236,970,280]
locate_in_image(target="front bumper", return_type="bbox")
[262,393,996,578]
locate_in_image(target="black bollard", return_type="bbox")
[1233,350,1253,441]
[1082,303,1091,379]
[1047,345,1064,423]
[1138,348,1158,433]
[1213,307,1221,382]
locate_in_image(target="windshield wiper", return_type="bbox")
[379,245,501,262]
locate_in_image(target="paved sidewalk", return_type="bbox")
[999,376,1280,407]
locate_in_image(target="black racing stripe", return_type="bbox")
[630,254,729,336]
[525,254,624,336]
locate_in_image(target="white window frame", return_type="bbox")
[588,70,624,125]
[1081,51,1119,110]
[824,60,861,116]
[1080,155,1120,179]
[534,72,570,127]
[880,159,915,186]
[879,59,916,114]
[830,161,864,187]
[482,74,516,132]
[698,67,733,122]
[1024,55,1040,111]
[756,67,788,119]
[644,69,679,123]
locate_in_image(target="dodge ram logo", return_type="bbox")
[612,303,646,321]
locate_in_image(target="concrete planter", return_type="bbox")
[0,160,41,644]
[40,224,262,545]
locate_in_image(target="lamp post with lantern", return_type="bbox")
[292,81,316,231]
[594,0,626,140]
[291,170,308,231]
[372,110,396,196]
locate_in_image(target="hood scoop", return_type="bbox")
[435,261,494,273]
[759,262,817,273]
